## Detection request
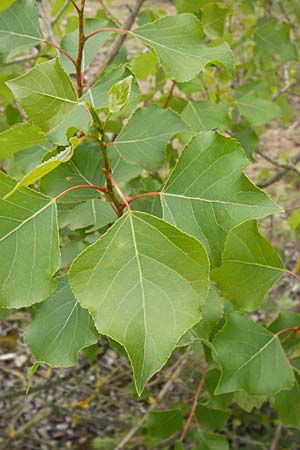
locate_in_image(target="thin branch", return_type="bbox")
[53,184,108,202]
[270,423,284,450]
[37,1,59,49]
[179,373,205,443]
[70,0,80,13]
[84,27,129,42]
[257,152,300,188]
[88,0,145,84]
[51,0,71,25]
[115,350,189,450]
[127,191,161,207]
[44,39,76,65]
[109,174,130,211]
[163,80,176,109]
[5,50,39,66]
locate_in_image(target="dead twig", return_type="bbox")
[114,350,189,450]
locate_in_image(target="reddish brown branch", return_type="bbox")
[53,184,108,202]
[180,374,205,442]
[163,80,176,109]
[127,192,161,206]
[84,28,129,42]
[44,40,76,65]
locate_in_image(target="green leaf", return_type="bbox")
[0,172,60,309]
[212,220,284,311]
[195,431,229,450]
[131,14,234,82]
[204,369,233,411]
[201,4,229,39]
[4,145,74,198]
[274,372,300,428]
[161,132,280,266]
[181,100,230,133]
[40,141,105,203]
[24,276,98,366]
[214,312,295,395]
[255,18,297,64]
[128,51,158,80]
[69,211,209,394]
[7,59,78,132]
[107,75,133,114]
[0,123,47,158]
[195,404,229,431]
[193,287,224,340]
[237,91,281,127]
[233,390,265,413]
[60,18,114,74]
[0,0,42,59]
[147,409,183,439]
[65,199,116,232]
[110,105,187,171]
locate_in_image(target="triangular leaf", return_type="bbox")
[212,220,284,311]
[69,211,209,394]
[161,132,280,266]
[24,276,98,366]
[0,172,60,308]
[214,312,295,395]
[7,59,78,132]
[181,100,230,133]
[131,14,234,82]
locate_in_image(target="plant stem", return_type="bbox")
[75,0,86,97]
[84,102,124,215]
[44,39,76,65]
[163,80,176,109]
[109,174,130,211]
[84,27,129,42]
[53,184,108,202]
[127,191,161,207]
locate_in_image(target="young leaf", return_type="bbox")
[181,100,230,133]
[274,373,300,428]
[69,211,209,394]
[131,14,234,82]
[4,146,74,198]
[214,312,295,395]
[0,123,47,158]
[212,220,284,311]
[0,172,60,309]
[107,75,133,114]
[161,131,281,266]
[24,276,98,367]
[66,199,116,232]
[6,59,78,132]
[0,0,42,59]
[109,105,187,171]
